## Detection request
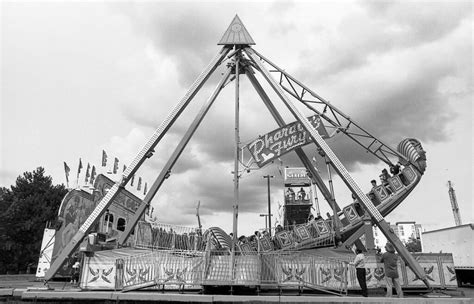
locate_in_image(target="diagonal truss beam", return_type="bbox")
[245,47,430,289]
[118,67,233,246]
[244,66,342,216]
[44,46,232,281]
[248,48,410,168]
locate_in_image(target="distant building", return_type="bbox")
[372,221,423,251]
[422,224,474,286]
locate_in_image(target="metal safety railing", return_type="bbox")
[119,249,348,295]
[134,222,205,251]
[121,249,205,291]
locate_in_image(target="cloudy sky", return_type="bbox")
[1,0,472,236]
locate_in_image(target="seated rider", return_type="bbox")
[390,164,401,175]
[381,168,391,179]
[286,188,295,203]
[380,174,393,194]
[298,187,306,201]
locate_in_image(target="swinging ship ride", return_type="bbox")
[39,16,458,295]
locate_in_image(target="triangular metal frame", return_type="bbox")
[218,14,255,45]
[45,16,431,290]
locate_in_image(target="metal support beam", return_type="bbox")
[245,47,430,289]
[231,48,242,282]
[118,67,233,245]
[44,46,231,281]
[248,48,410,167]
[363,214,375,252]
[244,68,342,214]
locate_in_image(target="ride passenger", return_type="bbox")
[275,224,284,234]
[379,174,393,195]
[351,193,364,216]
[286,188,295,203]
[390,164,401,175]
[368,192,379,207]
[370,179,377,190]
[298,187,306,201]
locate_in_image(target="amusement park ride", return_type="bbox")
[41,16,458,294]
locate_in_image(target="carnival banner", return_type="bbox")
[245,115,328,167]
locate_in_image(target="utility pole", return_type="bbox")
[259,214,271,231]
[448,181,462,226]
[263,175,274,236]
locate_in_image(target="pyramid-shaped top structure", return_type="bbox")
[218,15,255,45]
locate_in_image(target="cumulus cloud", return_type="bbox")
[105,1,471,216]
[2,1,471,234]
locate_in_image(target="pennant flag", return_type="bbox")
[90,165,96,185]
[113,157,119,174]
[85,163,91,183]
[76,158,83,187]
[137,177,142,191]
[123,164,127,172]
[77,158,83,177]
[144,182,148,195]
[64,162,70,184]
[130,175,135,186]
[102,150,107,167]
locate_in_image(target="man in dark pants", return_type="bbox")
[351,248,368,297]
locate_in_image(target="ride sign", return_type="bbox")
[245,115,329,167]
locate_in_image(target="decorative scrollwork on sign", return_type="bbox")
[365,268,372,281]
[413,265,435,282]
[101,267,113,283]
[320,267,332,283]
[281,265,306,282]
[138,267,150,282]
[334,266,345,282]
[164,267,188,284]
[374,267,385,281]
[89,267,99,283]
[447,266,457,282]
[125,267,137,283]
[88,267,113,283]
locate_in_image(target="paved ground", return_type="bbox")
[0,275,473,303]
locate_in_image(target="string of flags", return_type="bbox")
[63,149,149,195]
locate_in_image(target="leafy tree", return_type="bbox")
[0,167,67,274]
[405,236,422,252]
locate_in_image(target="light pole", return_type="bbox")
[263,175,274,236]
[259,214,269,231]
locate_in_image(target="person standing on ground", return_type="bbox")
[380,243,404,298]
[71,261,80,285]
[351,249,368,297]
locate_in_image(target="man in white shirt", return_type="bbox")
[351,248,368,297]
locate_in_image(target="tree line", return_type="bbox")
[0,167,67,274]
